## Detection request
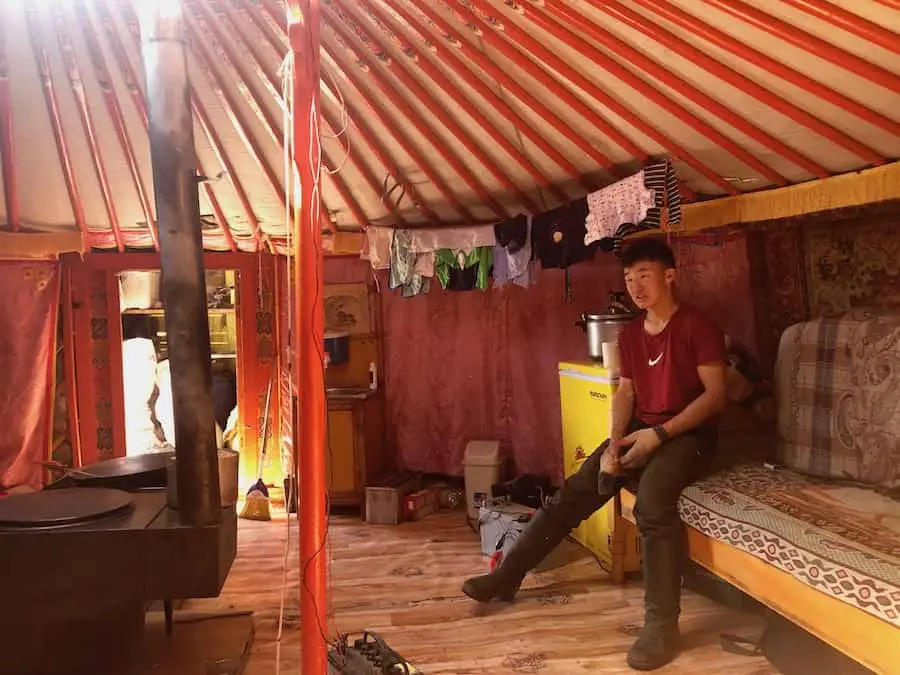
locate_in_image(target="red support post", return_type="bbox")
[286,2,329,674]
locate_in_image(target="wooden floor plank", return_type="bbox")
[184,509,775,674]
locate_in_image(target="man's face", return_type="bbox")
[624,260,674,310]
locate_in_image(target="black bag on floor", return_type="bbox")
[721,611,874,675]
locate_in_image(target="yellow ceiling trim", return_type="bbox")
[0,230,85,260]
[677,161,900,233]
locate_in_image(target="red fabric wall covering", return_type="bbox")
[0,262,60,491]
[323,235,757,483]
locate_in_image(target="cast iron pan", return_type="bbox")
[0,488,134,529]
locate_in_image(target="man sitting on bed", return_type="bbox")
[461,238,728,671]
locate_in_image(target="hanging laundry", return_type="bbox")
[493,215,533,288]
[434,247,493,291]
[584,172,655,246]
[494,214,529,253]
[410,225,496,254]
[642,158,682,230]
[531,198,596,269]
[389,229,430,297]
[362,225,393,270]
[414,250,436,278]
[593,159,684,256]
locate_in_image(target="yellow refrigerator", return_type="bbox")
[558,361,641,573]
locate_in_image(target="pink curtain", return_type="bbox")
[322,236,756,483]
[0,261,60,491]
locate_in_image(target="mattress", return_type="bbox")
[678,463,900,627]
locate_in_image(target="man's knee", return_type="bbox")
[634,495,682,535]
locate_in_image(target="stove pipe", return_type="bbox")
[139,0,221,526]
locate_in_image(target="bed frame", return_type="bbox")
[614,489,898,675]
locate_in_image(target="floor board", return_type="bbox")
[184,509,775,674]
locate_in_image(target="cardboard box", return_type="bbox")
[365,472,422,525]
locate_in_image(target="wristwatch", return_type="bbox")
[653,425,670,443]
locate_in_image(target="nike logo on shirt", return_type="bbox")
[648,353,663,366]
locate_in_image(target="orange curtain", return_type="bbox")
[0,261,60,491]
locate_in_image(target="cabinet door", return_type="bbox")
[327,409,357,495]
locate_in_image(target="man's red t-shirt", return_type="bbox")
[618,304,726,427]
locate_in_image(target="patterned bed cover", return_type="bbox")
[679,463,900,627]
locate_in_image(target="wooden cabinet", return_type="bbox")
[325,390,386,514]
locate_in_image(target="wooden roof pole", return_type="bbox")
[138,0,221,526]
[286,2,329,673]
[0,16,19,232]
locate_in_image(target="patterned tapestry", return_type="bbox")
[805,220,900,316]
[751,215,900,373]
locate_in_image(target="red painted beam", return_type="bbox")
[23,6,90,243]
[631,0,900,142]
[418,1,650,165]
[598,0,884,166]
[119,0,285,246]
[101,0,255,251]
[252,0,487,222]
[350,0,591,196]
[568,0,883,178]
[321,2,531,214]
[780,0,900,55]
[335,0,569,205]
[0,15,19,231]
[703,0,900,95]
[323,92,437,225]
[315,11,509,218]
[874,0,900,9]
[392,0,620,179]
[446,0,738,194]
[527,0,805,183]
[187,0,366,230]
[50,4,127,252]
[286,2,330,673]
[75,1,162,251]
[219,2,434,226]
[232,0,439,224]
[321,51,479,221]
[320,104,410,226]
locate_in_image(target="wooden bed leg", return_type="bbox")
[164,599,174,637]
[610,491,626,584]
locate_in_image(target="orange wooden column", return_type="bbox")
[286,1,329,673]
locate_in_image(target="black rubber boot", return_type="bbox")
[461,509,569,603]
[626,533,684,670]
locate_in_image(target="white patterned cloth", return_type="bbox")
[584,171,655,246]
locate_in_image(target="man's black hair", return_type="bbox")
[620,238,676,269]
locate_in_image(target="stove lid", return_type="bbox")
[0,488,134,529]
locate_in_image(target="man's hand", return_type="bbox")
[600,440,623,475]
[619,428,663,470]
